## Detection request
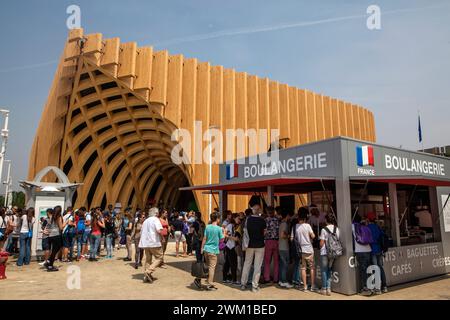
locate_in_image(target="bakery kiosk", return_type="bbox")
[181,137,450,295]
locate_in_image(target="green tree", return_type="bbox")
[0,191,26,208]
[12,191,25,208]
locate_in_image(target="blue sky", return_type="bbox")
[0,0,449,190]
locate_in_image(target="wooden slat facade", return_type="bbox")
[28,28,376,218]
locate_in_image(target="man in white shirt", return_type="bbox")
[139,207,163,283]
[294,207,317,292]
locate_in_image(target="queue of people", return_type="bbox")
[0,205,173,272]
[189,204,340,295]
[0,202,388,296]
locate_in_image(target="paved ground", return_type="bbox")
[1,242,449,300]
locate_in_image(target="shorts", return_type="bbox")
[81,230,91,244]
[174,231,186,242]
[62,232,74,248]
[301,253,315,270]
[41,237,50,251]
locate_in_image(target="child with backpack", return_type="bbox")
[367,212,388,294]
[319,214,343,296]
[352,214,373,296]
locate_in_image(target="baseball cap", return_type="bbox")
[367,212,377,222]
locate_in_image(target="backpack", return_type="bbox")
[324,225,343,259]
[77,218,86,234]
[182,221,189,235]
[379,229,390,253]
[64,214,76,234]
[354,223,373,245]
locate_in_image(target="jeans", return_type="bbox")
[17,233,31,266]
[371,253,387,289]
[223,246,238,282]
[90,234,101,259]
[105,234,114,258]
[76,233,83,259]
[263,239,279,282]
[5,235,19,253]
[240,247,265,288]
[320,255,335,289]
[292,256,300,283]
[279,250,290,283]
[356,252,371,291]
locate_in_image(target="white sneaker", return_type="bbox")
[278,282,293,288]
[284,282,293,289]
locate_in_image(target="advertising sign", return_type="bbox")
[219,140,338,183]
[383,243,448,286]
[346,140,450,179]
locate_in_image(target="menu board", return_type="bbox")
[442,195,450,233]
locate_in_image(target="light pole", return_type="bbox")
[208,125,219,214]
[4,160,12,207]
[0,109,10,200]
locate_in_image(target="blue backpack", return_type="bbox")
[77,219,85,234]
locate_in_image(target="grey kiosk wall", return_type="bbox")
[20,166,82,258]
[184,137,450,295]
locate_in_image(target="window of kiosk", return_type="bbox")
[396,184,441,246]
[350,181,394,248]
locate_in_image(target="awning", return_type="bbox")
[180,176,335,195]
[350,175,450,187]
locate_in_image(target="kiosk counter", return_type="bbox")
[181,137,450,295]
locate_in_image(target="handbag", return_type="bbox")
[219,238,226,251]
[191,255,209,278]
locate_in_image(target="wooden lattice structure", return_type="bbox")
[28,28,376,215]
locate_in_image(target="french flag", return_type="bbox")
[356,145,374,167]
[226,162,239,180]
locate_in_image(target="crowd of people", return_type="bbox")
[0,202,388,296]
[193,203,388,296]
[0,205,173,271]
